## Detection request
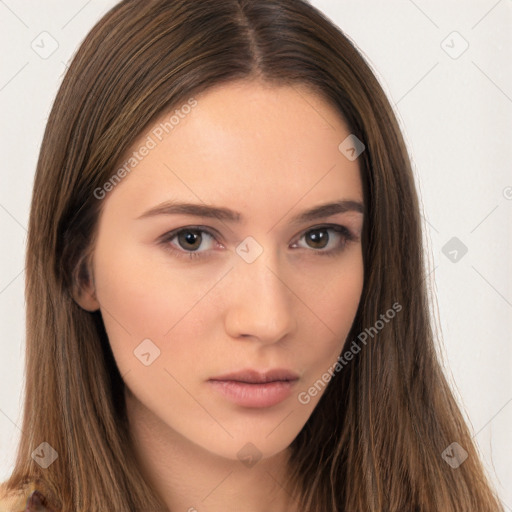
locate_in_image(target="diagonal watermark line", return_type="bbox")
[9,266,56,311]
[265,265,336,336]
[163,162,238,239]
[471,395,512,439]
[471,0,503,30]
[424,264,439,281]
[61,0,92,29]
[472,61,512,104]
[469,204,499,233]
[290,84,337,130]
[0,267,25,296]
[0,203,28,232]
[80,287,133,336]
[265,470,300,504]
[408,0,439,29]
[163,267,234,337]
[471,265,512,308]
[163,368,233,438]
[421,212,439,234]
[0,0,29,28]
[396,62,439,105]
[0,62,29,92]
[201,471,233,502]
[266,409,295,438]
[266,164,337,234]
[0,408,25,434]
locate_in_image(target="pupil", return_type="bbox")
[309,229,328,249]
[180,230,201,250]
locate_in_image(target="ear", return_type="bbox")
[72,254,100,312]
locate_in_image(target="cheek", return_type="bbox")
[92,243,215,375]
[301,252,364,369]
[308,249,363,323]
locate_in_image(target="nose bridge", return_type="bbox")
[224,241,296,342]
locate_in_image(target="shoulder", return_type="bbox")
[0,481,29,512]
[0,482,51,512]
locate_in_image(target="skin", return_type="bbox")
[76,80,365,512]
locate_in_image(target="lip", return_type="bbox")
[210,368,299,384]
[208,368,299,408]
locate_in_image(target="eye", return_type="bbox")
[291,224,358,257]
[160,227,219,261]
[159,224,358,261]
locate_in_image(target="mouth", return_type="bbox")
[209,368,300,384]
[208,368,299,408]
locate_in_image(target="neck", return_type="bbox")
[125,388,300,512]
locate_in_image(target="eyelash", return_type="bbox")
[159,224,358,262]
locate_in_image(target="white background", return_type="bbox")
[0,0,511,508]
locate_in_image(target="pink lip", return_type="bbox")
[208,368,299,408]
[210,368,299,384]
[208,380,297,408]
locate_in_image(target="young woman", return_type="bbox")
[0,0,504,510]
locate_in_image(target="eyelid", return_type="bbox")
[296,223,359,242]
[158,225,222,246]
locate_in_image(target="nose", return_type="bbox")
[223,249,297,344]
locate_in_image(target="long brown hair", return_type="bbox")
[2,0,503,510]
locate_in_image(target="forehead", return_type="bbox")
[105,80,363,217]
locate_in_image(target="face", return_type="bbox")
[82,80,365,461]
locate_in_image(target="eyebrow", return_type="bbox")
[137,199,364,224]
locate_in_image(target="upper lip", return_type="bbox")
[209,368,299,384]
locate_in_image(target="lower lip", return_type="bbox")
[208,379,297,408]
